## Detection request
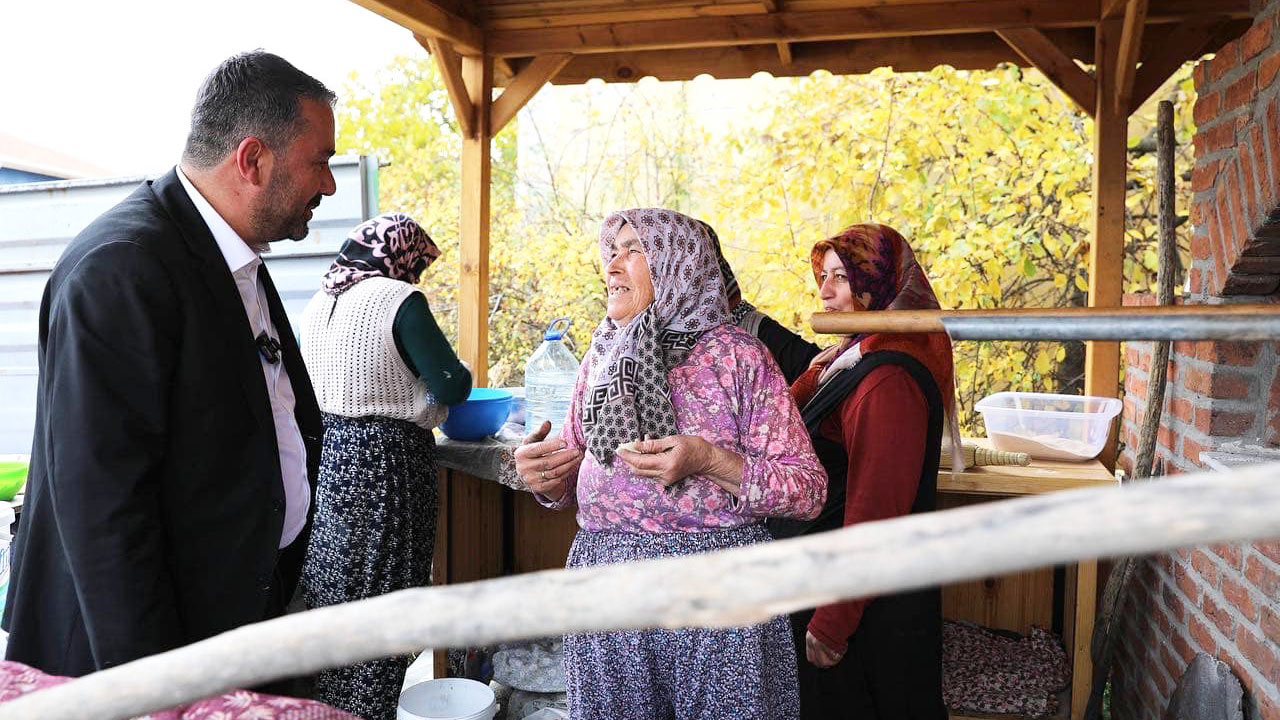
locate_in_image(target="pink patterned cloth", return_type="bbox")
[941,621,1071,718]
[0,660,359,719]
[543,324,825,532]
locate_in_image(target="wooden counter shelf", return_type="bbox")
[431,435,1116,720]
[939,440,1117,720]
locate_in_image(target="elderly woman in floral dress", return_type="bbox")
[514,208,826,720]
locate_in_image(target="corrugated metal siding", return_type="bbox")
[0,156,377,453]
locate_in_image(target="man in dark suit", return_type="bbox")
[2,50,334,679]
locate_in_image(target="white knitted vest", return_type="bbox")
[301,277,448,429]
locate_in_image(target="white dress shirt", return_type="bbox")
[177,167,310,549]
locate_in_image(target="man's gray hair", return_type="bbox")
[182,50,335,168]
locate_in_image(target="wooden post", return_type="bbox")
[1085,16,1127,471]
[460,54,493,388]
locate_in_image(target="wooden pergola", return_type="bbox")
[350,0,1252,463]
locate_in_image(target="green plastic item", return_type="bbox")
[0,462,28,502]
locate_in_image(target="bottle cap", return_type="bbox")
[544,317,573,341]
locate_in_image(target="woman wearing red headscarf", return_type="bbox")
[726,223,955,719]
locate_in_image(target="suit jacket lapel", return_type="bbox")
[148,169,273,434]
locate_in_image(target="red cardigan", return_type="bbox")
[806,363,930,654]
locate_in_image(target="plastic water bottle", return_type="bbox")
[524,318,580,438]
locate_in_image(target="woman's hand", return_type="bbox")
[617,435,743,493]
[805,631,844,669]
[513,420,582,502]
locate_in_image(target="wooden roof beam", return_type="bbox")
[1128,17,1246,112]
[420,35,475,138]
[996,27,1097,117]
[490,54,573,136]
[352,0,484,55]
[1114,0,1150,114]
[486,0,1251,57]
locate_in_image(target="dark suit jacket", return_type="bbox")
[2,169,323,677]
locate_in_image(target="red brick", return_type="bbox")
[1257,541,1280,566]
[1235,624,1280,682]
[1210,408,1255,436]
[1171,397,1195,423]
[1193,549,1221,587]
[1240,141,1261,224]
[1221,575,1258,622]
[1176,560,1202,602]
[1209,41,1242,84]
[1226,168,1252,255]
[1206,122,1238,153]
[1127,375,1149,399]
[1196,340,1263,366]
[1243,18,1274,61]
[1245,554,1280,596]
[1158,424,1175,449]
[1251,126,1277,206]
[1224,69,1259,111]
[1182,434,1206,464]
[1262,604,1280,645]
[1212,542,1244,571]
[1195,59,1210,88]
[1195,92,1222,126]
[1261,49,1280,89]
[1210,191,1231,284]
[1270,99,1280,200]
[1190,267,1205,294]
[1189,614,1219,655]
[1173,628,1196,662]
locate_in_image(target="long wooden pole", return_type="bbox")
[809,304,1280,338]
[6,464,1280,720]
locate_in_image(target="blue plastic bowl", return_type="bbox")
[440,388,514,441]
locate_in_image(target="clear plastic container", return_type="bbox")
[524,318,579,439]
[974,391,1122,462]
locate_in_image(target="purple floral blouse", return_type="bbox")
[540,324,825,533]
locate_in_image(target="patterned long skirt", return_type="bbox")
[563,525,800,720]
[302,413,438,720]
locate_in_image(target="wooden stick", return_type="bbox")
[7,464,1280,720]
[1085,99,1179,720]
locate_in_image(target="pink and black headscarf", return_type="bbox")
[582,208,731,464]
[321,213,442,295]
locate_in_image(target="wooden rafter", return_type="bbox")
[1128,17,1236,112]
[996,28,1097,117]
[1102,0,1129,18]
[485,0,1250,57]
[420,35,475,138]
[351,0,484,55]
[495,57,517,83]
[1114,0,1150,114]
[777,41,794,65]
[490,54,573,135]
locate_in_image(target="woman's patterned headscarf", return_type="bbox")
[321,213,442,295]
[582,208,731,464]
[793,223,957,418]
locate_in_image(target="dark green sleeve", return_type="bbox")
[392,292,472,406]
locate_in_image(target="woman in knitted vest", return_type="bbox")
[299,213,471,720]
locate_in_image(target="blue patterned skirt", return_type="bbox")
[563,525,800,720]
[302,413,438,720]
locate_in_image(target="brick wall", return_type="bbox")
[1113,3,1280,718]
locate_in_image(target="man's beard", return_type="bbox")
[251,169,319,242]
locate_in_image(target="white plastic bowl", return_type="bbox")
[397,678,498,720]
[974,391,1122,462]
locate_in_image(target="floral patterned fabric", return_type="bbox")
[0,660,358,719]
[941,621,1070,718]
[583,209,732,465]
[543,323,825,533]
[321,213,441,296]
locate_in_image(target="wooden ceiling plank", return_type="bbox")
[1114,0,1149,114]
[352,0,484,54]
[485,0,1248,57]
[1101,0,1129,19]
[490,54,574,135]
[421,35,476,138]
[545,32,1033,84]
[996,27,1097,117]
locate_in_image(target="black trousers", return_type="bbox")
[790,607,947,720]
[252,534,313,699]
